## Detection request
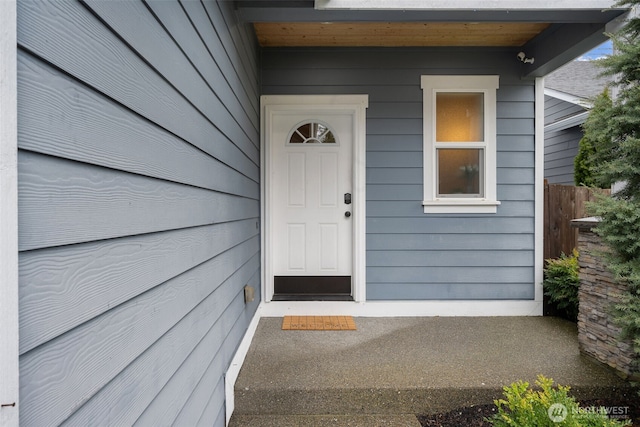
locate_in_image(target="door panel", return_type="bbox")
[271,113,353,297]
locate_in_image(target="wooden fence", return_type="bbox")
[543,181,610,260]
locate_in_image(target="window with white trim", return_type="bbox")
[421,75,501,214]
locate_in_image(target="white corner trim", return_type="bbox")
[259,300,543,317]
[534,78,545,311]
[225,304,263,426]
[0,1,19,425]
[260,94,368,304]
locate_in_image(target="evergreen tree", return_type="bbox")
[586,0,640,359]
[574,89,613,187]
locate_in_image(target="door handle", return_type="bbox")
[345,211,351,218]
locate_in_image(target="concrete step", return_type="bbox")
[228,414,422,427]
[232,386,504,416]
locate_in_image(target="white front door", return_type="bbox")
[270,112,353,298]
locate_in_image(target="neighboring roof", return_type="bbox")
[544,60,614,132]
[545,60,612,100]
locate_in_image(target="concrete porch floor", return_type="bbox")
[229,317,634,426]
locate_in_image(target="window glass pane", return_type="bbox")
[436,93,484,142]
[289,122,337,144]
[290,130,305,143]
[437,148,484,197]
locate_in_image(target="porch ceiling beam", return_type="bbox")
[519,22,611,78]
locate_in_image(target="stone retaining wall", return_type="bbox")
[574,218,638,380]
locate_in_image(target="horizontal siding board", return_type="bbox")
[84,0,259,163]
[366,135,422,152]
[20,236,259,427]
[367,118,422,135]
[497,167,535,184]
[198,378,226,427]
[197,378,225,427]
[367,217,534,234]
[17,53,259,199]
[261,47,517,70]
[173,368,226,427]
[546,156,577,169]
[367,250,532,267]
[17,0,259,181]
[19,219,258,354]
[367,167,422,184]
[367,282,534,300]
[497,84,534,102]
[545,173,574,185]
[498,184,535,201]
[497,135,535,152]
[498,118,534,135]
[176,0,260,128]
[203,0,260,101]
[262,84,414,101]
[18,152,259,251]
[367,266,533,283]
[135,0,259,142]
[134,296,247,426]
[544,98,586,124]
[367,184,422,200]
[367,151,422,168]
[366,233,534,250]
[497,101,534,119]
[367,102,422,119]
[59,254,258,427]
[497,151,534,168]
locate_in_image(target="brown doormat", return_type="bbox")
[282,315,356,331]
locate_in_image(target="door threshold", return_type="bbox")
[272,294,354,302]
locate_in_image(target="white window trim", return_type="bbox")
[421,75,500,214]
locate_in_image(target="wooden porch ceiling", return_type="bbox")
[254,21,551,47]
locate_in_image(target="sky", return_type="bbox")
[577,40,613,60]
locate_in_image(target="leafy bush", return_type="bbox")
[487,375,631,427]
[543,250,581,321]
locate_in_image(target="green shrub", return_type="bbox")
[543,250,581,321]
[487,375,631,427]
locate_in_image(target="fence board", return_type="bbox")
[543,180,609,259]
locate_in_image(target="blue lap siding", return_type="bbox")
[17,1,259,425]
[262,47,536,301]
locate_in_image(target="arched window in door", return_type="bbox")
[288,121,337,144]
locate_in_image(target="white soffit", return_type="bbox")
[316,0,618,10]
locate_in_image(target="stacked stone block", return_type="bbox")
[574,219,639,380]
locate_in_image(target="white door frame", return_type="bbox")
[261,95,368,303]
